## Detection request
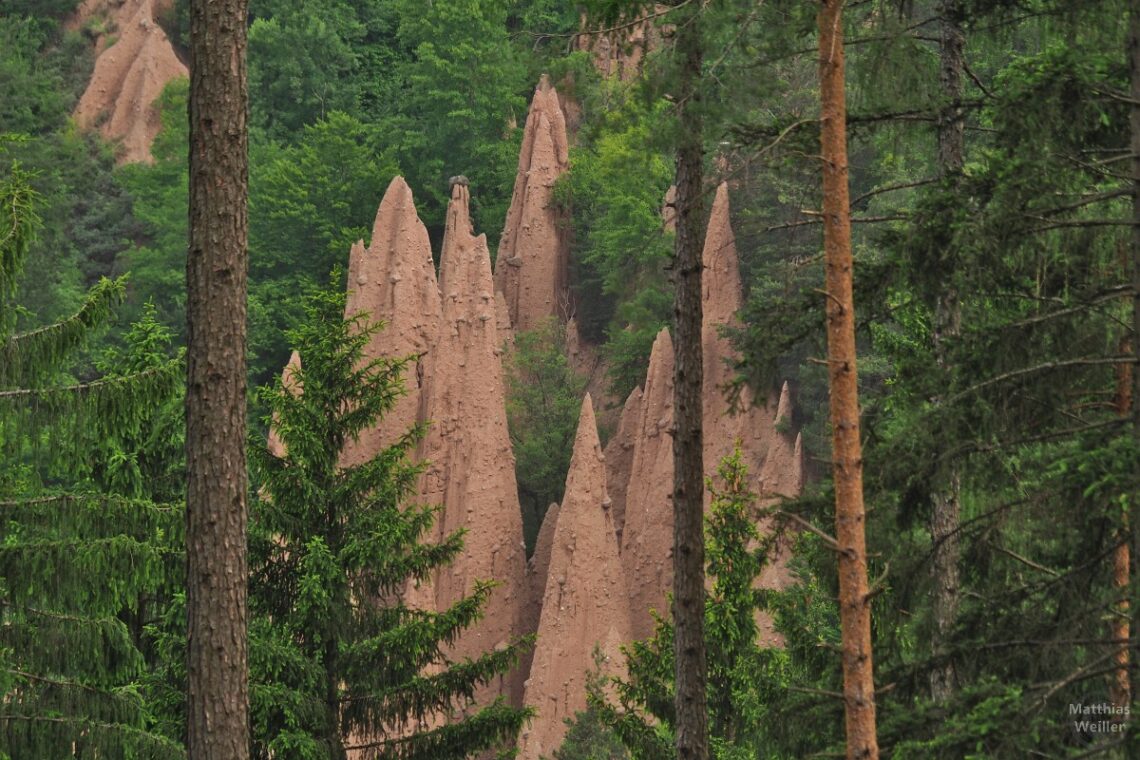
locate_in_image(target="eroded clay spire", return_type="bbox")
[602,385,643,545]
[266,351,302,459]
[420,180,528,704]
[761,383,800,499]
[700,182,772,498]
[774,380,793,429]
[620,328,676,640]
[519,395,630,760]
[340,177,442,468]
[72,0,188,163]
[493,77,571,332]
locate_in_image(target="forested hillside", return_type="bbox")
[2,0,1139,758]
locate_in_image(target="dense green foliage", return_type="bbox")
[555,86,674,397]
[3,0,1140,756]
[506,318,587,552]
[0,165,183,759]
[726,1,1140,757]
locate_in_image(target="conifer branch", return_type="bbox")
[946,357,1138,405]
[0,277,125,385]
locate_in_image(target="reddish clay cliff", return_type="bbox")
[71,0,187,164]
[493,77,571,333]
[340,176,442,468]
[519,395,630,760]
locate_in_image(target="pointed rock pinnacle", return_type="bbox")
[493,77,571,333]
[420,182,528,706]
[519,394,630,760]
[620,328,676,640]
[341,176,442,468]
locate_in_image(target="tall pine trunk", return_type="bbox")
[818,2,879,757]
[930,0,965,704]
[671,4,708,759]
[186,1,251,757]
[1128,0,1140,730]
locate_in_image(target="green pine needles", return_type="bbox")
[0,163,185,758]
[247,284,532,760]
[586,448,795,760]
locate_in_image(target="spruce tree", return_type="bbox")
[247,284,532,760]
[0,165,184,758]
[589,449,791,760]
[729,2,1140,754]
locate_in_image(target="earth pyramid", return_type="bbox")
[527,503,561,635]
[760,382,803,497]
[266,351,301,459]
[701,182,779,496]
[418,182,529,704]
[340,176,442,468]
[71,0,188,164]
[602,385,644,545]
[518,394,631,760]
[619,327,676,641]
[493,76,571,332]
[618,184,806,641]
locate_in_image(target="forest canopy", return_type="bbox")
[1,0,1139,758]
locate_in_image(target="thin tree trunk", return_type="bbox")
[818,2,879,758]
[671,3,708,760]
[186,1,251,758]
[929,0,965,705]
[1112,329,1132,712]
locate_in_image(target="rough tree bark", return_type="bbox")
[1128,0,1140,727]
[670,4,708,760]
[929,0,965,705]
[186,1,251,758]
[818,1,880,758]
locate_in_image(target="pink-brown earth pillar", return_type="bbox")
[266,351,301,459]
[701,182,778,494]
[619,328,676,640]
[519,395,631,760]
[602,385,643,545]
[420,182,529,705]
[700,184,803,642]
[340,176,442,468]
[71,0,187,164]
[493,77,571,333]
